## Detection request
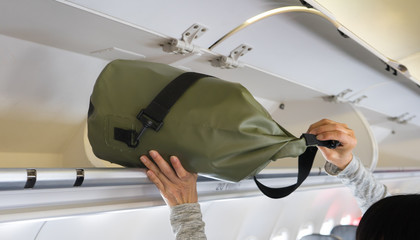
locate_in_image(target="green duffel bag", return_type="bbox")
[87,59,338,198]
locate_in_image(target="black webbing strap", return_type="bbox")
[140,72,210,125]
[254,134,339,199]
[115,72,210,148]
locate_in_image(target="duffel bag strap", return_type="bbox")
[115,72,210,148]
[254,134,339,199]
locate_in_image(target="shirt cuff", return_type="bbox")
[324,154,358,176]
[170,203,201,215]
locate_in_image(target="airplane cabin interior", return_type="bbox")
[0,0,419,239]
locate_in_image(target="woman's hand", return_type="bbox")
[307,119,357,170]
[140,150,198,207]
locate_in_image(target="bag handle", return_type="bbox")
[114,72,210,148]
[254,134,339,199]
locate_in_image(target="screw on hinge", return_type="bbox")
[279,103,285,110]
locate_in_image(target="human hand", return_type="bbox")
[140,150,198,207]
[307,119,357,170]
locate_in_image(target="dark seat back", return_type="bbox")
[330,225,357,240]
[300,233,342,240]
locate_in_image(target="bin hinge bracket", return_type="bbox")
[162,23,208,55]
[211,44,252,69]
[388,113,416,124]
[323,89,368,105]
[322,89,353,103]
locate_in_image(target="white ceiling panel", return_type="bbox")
[307,0,420,84]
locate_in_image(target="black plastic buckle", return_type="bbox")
[137,110,164,131]
[301,133,341,149]
[114,110,165,148]
[130,110,164,146]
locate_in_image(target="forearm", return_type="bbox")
[170,203,207,240]
[325,155,390,213]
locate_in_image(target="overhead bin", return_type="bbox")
[78,70,377,172]
[0,2,420,239]
[1,0,419,127]
[0,1,419,173]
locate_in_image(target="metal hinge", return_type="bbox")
[162,23,208,54]
[388,113,416,124]
[322,89,352,103]
[350,95,367,104]
[323,89,367,105]
[211,44,252,69]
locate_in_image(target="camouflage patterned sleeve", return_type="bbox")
[170,203,207,240]
[325,155,390,213]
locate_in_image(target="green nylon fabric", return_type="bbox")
[88,60,307,182]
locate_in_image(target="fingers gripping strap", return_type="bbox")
[253,146,318,199]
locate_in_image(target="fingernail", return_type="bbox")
[149,150,157,158]
[140,156,147,163]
